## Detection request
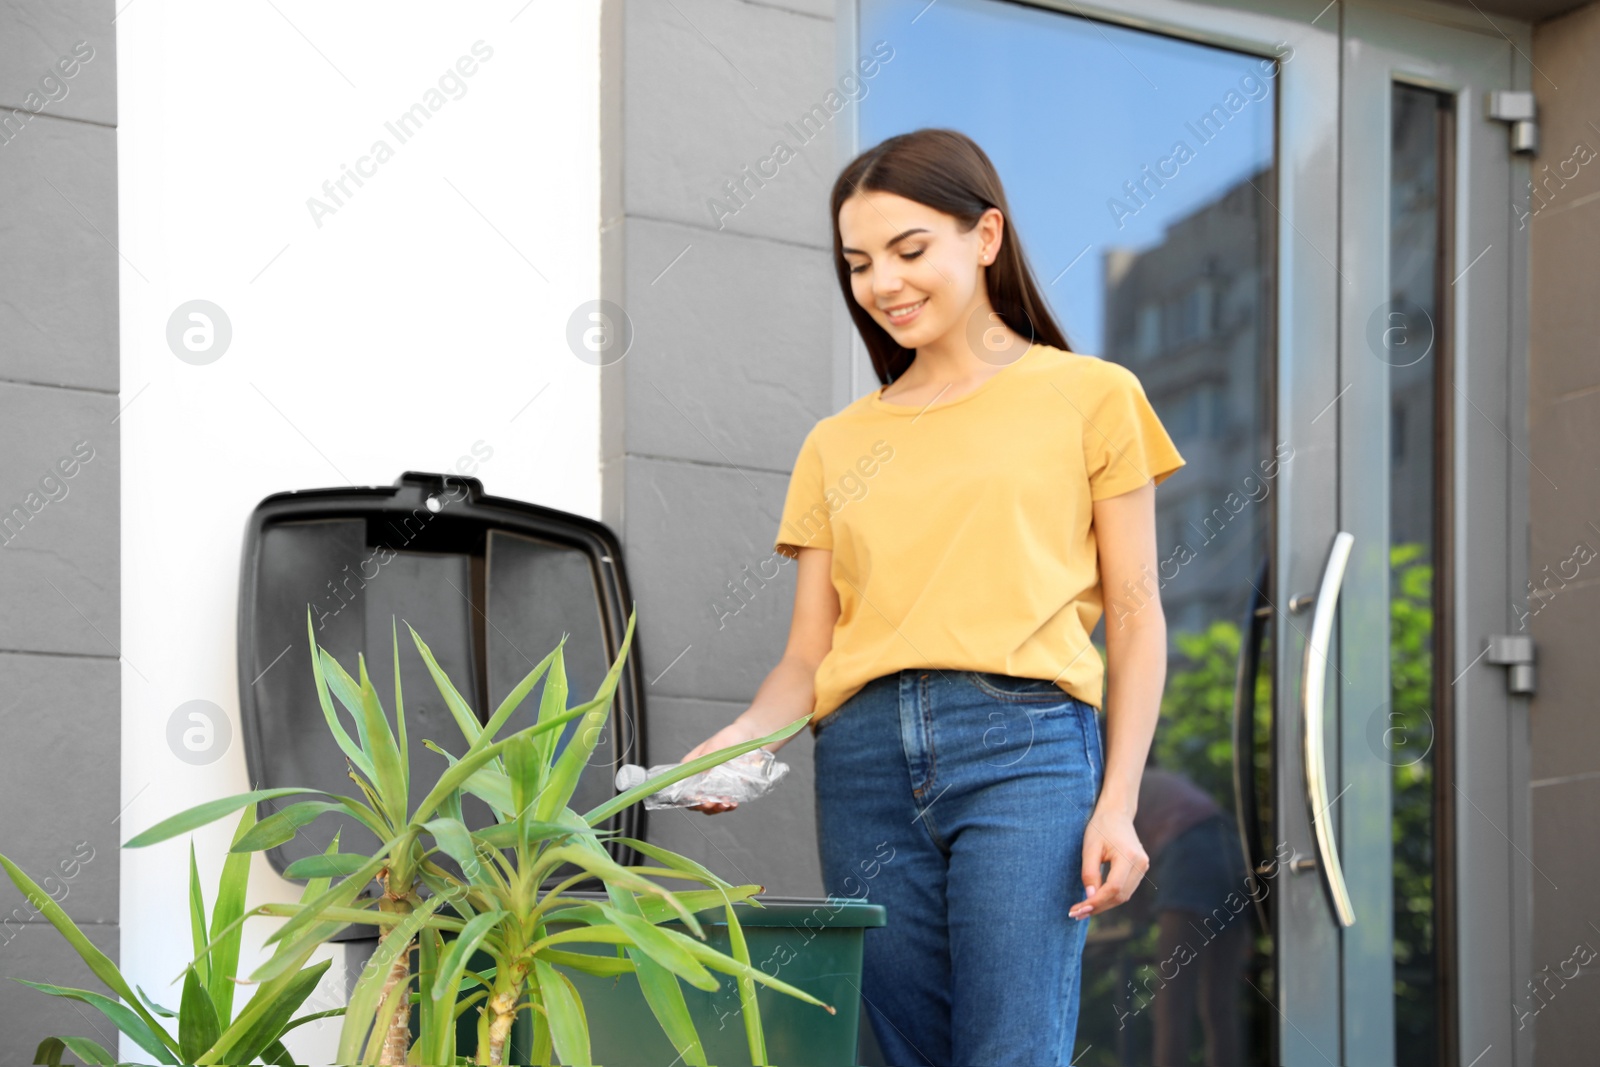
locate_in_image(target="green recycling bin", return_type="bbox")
[557,893,884,1065]
[433,892,885,1065]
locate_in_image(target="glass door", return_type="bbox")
[1341,8,1528,1066]
[851,0,1528,1064]
[852,2,1340,1063]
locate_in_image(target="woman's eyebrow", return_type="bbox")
[841,227,931,255]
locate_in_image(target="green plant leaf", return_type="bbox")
[213,958,332,1064]
[12,981,176,1065]
[581,713,808,827]
[421,816,494,888]
[354,650,409,827]
[482,635,566,745]
[430,910,505,1006]
[306,605,376,781]
[424,910,503,1064]
[408,622,484,747]
[297,828,339,903]
[31,1036,117,1067]
[187,842,209,991]
[543,885,761,929]
[254,901,461,934]
[136,985,178,1018]
[282,852,374,879]
[506,731,542,828]
[258,1039,295,1066]
[675,932,834,1012]
[534,958,592,1066]
[465,767,517,817]
[473,817,594,852]
[392,616,410,803]
[406,706,589,831]
[230,800,347,854]
[208,804,258,1022]
[414,926,441,1060]
[590,902,719,992]
[530,998,555,1067]
[532,641,569,772]
[123,788,324,849]
[179,965,221,1064]
[420,739,518,816]
[260,839,395,957]
[535,844,700,936]
[202,836,348,1062]
[279,1006,346,1035]
[725,896,766,1066]
[318,645,374,757]
[536,610,637,821]
[330,648,401,826]
[615,837,737,892]
[538,948,636,978]
[550,917,833,1012]
[0,853,179,1060]
[606,878,707,1066]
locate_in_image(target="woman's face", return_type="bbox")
[838,190,998,349]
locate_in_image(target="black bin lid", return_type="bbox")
[237,471,647,895]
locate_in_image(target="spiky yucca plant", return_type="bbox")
[118,604,819,1065]
[0,805,346,1065]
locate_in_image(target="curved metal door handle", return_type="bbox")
[1231,556,1272,935]
[1300,530,1357,927]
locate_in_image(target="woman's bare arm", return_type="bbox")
[1072,479,1165,919]
[678,545,840,812]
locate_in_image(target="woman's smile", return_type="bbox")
[882,296,928,326]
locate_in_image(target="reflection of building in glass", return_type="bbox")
[1101,168,1275,642]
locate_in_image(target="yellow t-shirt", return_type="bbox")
[773,342,1185,725]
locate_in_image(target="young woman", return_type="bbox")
[682,127,1185,1067]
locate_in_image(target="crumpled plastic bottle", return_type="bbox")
[614,748,790,810]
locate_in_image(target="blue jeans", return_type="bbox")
[813,668,1105,1067]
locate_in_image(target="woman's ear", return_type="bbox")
[978,206,1006,261]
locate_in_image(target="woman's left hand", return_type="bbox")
[1071,804,1150,920]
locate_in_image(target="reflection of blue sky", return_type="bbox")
[859,0,1275,354]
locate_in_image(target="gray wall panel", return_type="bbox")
[621,453,802,705]
[622,0,836,247]
[0,923,120,1053]
[603,0,839,897]
[619,215,834,470]
[0,652,119,922]
[1527,4,1600,1064]
[0,115,119,391]
[0,0,116,125]
[0,383,119,655]
[0,3,118,1046]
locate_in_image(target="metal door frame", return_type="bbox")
[1342,5,1534,1065]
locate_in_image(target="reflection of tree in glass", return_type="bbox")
[1076,622,1276,1066]
[1154,620,1272,810]
[1390,542,1436,1065]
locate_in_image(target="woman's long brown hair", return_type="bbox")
[829,127,1074,386]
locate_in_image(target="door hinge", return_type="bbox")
[1485,634,1537,695]
[1487,90,1538,155]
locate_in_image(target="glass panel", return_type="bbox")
[860,3,1279,1062]
[1386,81,1449,1066]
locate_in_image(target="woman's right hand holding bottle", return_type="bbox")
[678,712,777,815]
